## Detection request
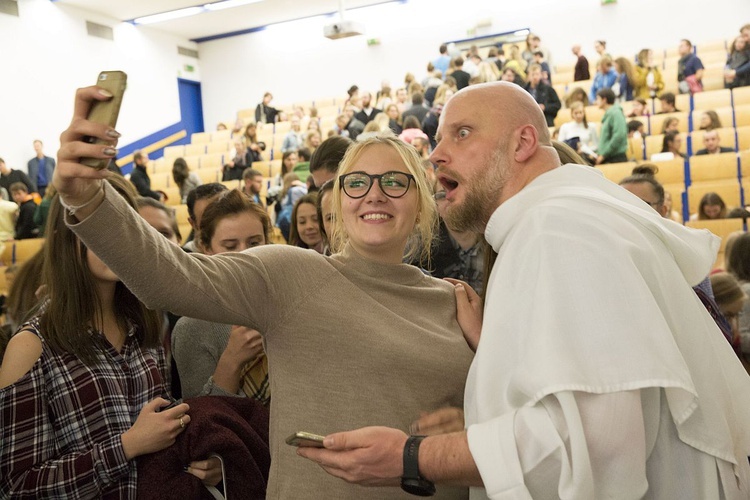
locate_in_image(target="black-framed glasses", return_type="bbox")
[339,171,415,199]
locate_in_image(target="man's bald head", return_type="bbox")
[445,81,551,146]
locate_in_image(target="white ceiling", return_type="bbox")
[54,0,398,42]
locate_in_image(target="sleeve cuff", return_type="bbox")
[467,414,533,499]
[94,434,131,483]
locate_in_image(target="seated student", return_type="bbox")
[628,120,645,139]
[695,129,735,155]
[241,167,265,206]
[710,272,748,362]
[698,110,723,130]
[557,102,599,162]
[288,193,324,254]
[627,98,649,118]
[661,117,680,134]
[172,158,201,204]
[691,192,727,221]
[315,180,335,255]
[0,176,218,497]
[0,190,17,242]
[10,182,38,240]
[658,91,680,113]
[660,130,686,159]
[223,141,253,182]
[275,172,307,242]
[172,190,271,403]
[728,233,750,363]
[309,136,352,190]
[398,115,429,144]
[184,183,228,253]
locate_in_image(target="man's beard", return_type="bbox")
[443,148,508,234]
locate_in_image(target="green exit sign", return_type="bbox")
[601,0,617,4]
[183,64,195,72]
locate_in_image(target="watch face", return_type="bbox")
[401,478,436,497]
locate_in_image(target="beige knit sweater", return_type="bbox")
[69,182,474,499]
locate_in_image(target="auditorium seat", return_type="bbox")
[211,130,232,143]
[191,132,211,144]
[597,162,636,183]
[196,169,220,184]
[737,126,750,151]
[696,40,728,53]
[553,108,572,128]
[675,93,691,112]
[734,87,750,107]
[628,136,645,161]
[689,153,739,183]
[735,105,750,128]
[693,89,732,110]
[206,141,233,155]
[650,158,685,185]
[183,155,201,170]
[162,186,181,206]
[1,238,45,266]
[200,153,225,170]
[184,144,206,157]
[164,145,185,159]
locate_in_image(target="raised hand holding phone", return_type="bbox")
[54,72,127,219]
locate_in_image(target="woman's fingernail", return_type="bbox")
[103,148,117,156]
[106,129,121,138]
[98,89,113,97]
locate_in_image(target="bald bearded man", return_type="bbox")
[299,82,750,499]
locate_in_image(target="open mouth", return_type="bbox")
[438,176,459,196]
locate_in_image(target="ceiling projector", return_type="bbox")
[324,20,364,39]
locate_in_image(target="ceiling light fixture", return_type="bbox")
[131,0,263,25]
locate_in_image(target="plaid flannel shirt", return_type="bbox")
[0,317,168,499]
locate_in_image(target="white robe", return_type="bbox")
[465,164,750,499]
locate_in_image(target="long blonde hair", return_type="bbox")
[329,133,437,265]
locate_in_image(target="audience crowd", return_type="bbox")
[0,21,750,499]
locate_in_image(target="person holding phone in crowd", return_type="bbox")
[0,175,220,498]
[51,85,473,500]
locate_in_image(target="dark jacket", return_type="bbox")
[401,105,429,127]
[574,55,590,81]
[255,103,278,124]
[129,165,160,200]
[15,199,38,240]
[0,169,35,196]
[523,82,561,127]
[451,69,471,90]
[344,118,366,140]
[696,147,735,155]
[354,108,382,125]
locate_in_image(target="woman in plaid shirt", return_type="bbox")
[0,177,208,498]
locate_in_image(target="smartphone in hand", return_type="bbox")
[81,70,127,170]
[285,431,326,448]
[156,395,183,413]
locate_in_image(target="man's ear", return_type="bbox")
[514,125,539,163]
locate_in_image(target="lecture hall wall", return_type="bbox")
[1,0,748,170]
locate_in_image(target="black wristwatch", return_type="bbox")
[401,435,436,497]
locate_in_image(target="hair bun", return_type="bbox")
[632,164,659,177]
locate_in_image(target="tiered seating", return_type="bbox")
[686,218,743,269]
[0,238,45,266]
